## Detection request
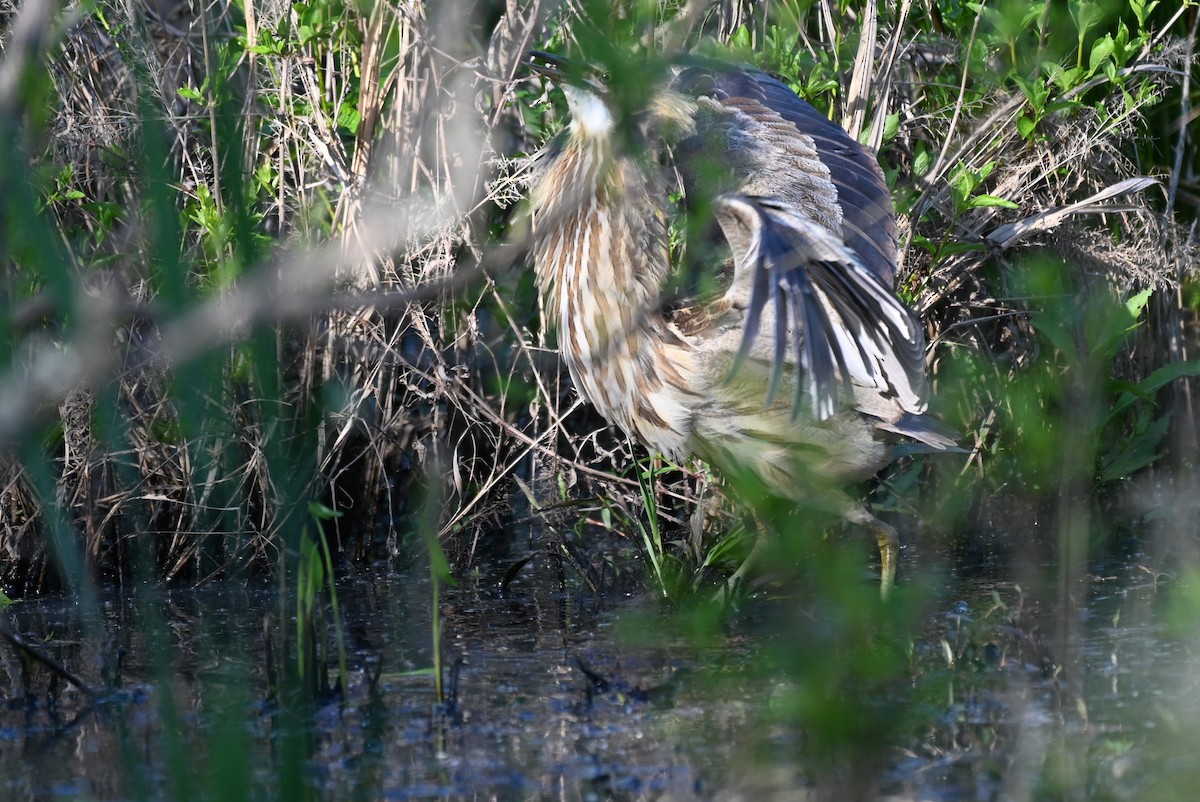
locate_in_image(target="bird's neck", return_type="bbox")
[531,135,696,458]
[533,139,670,349]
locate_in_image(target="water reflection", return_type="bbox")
[1,543,1199,801]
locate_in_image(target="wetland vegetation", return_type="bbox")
[1,0,1199,799]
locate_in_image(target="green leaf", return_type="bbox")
[1131,0,1159,28]
[730,25,752,51]
[936,241,987,256]
[1098,412,1170,483]
[337,105,361,135]
[308,501,342,520]
[0,589,17,608]
[1087,288,1153,362]
[1108,360,1200,420]
[804,78,839,97]
[1049,66,1083,92]
[909,237,985,258]
[1016,115,1037,139]
[1070,0,1100,34]
[882,113,899,141]
[1023,1,1048,26]
[381,667,439,680]
[1089,34,1115,75]
[425,529,454,585]
[913,148,932,177]
[1015,75,1051,111]
[1124,287,1153,319]
[967,194,1019,210]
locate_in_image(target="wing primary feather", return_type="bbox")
[716,194,926,421]
[748,205,845,418]
[779,259,835,418]
[765,254,787,405]
[764,199,926,407]
[724,201,767,379]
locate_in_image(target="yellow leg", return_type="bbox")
[875,520,898,600]
[846,506,898,599]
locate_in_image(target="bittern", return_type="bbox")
[526,51,957,595]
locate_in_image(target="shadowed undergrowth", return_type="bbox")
[0,0,1194,609]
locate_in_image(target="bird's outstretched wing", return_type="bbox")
[671,61,919,420]
[714,195,926,421]
[672,64,898,287]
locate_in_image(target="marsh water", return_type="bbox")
[2,531,1199,801]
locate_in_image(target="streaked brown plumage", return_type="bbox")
[527,52,957,594]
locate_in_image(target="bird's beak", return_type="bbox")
[526,50,571,83]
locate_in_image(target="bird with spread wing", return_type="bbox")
[525,51,958,596]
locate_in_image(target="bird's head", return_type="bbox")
[527,50,616,138]
[527,50,696,144]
